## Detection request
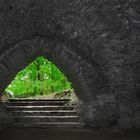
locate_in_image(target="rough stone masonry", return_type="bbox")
[0,0,140,130]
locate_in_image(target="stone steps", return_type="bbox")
[13,122,85,128]
[6,105,73,111]
[14,116,79,122]
[11,110,77,116]
[8,98,70,102]
[5,101,69,106]
[4,98,84,128]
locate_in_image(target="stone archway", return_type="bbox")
[0,37,105,127]
[0,0,139,130]
[0,37,96,102]
[0,36,138,129]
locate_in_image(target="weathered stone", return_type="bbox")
[0,0,139,130]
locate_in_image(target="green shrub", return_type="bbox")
[5,56,72,97]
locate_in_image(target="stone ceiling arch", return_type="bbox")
[0,36,104,127]
[0,37,98,102]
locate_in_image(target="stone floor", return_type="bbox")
[0,128,140,140]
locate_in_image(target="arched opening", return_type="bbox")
[1,56,81,128]
[0,37,119,129]
[0,37,95,102]
[0,37,97,128]
[4,56,76,100]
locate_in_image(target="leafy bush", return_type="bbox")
[5,56,72,97]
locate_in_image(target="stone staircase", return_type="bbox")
[3,98,84,128]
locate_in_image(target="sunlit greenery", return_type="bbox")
[5,56,72,97]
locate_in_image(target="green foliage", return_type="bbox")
[5,56,72,97]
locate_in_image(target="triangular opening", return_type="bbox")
[3,56,77,100]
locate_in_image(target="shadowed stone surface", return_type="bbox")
[0,0,139,131]
[1,128,140,140]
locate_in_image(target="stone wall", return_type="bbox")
[0,0,140,130]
